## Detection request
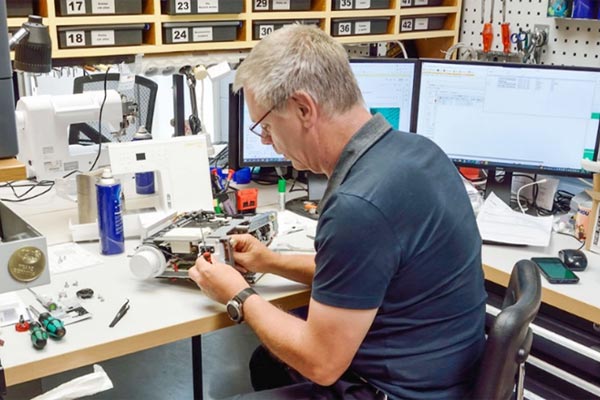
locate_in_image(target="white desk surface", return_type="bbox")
[0,184,312,386]
[483,234,600,325]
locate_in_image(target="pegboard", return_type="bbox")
[460,0,600,66]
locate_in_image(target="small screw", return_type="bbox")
[98,295,105,302]
[72,281,79,287]
[58,291,67,299]
[64,282,69,289]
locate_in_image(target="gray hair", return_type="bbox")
[232,24,363,116]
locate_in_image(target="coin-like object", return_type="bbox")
[8,247,46,282]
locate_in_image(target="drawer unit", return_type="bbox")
[331,17,390,36]
[332,0,390,10]
[162,0,243,15]
[57,24,146,48]
[56,0,143,15]
[163,21,241,43]
[6,0,34,17]
[399,14,446,32]
[252,19,320,40]
[252,0,311,11]
[400,0,443,7]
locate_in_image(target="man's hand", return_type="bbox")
[188,256,249,304]
[231,234,281,274]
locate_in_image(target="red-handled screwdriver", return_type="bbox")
[501,0,510,53]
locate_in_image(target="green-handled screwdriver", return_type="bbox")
[28,306,66,339]
[29,321,48,350]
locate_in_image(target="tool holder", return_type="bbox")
[585,173,600,252]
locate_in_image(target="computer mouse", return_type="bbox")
[558,249,588,271]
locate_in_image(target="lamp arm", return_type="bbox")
[8,27,30,51]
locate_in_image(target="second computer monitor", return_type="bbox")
[229,58,419,170]
[416,60,600,201]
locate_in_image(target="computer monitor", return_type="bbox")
[416,60,600,203]
[228,57,419,170]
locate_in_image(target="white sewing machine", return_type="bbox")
[15,90,135,181]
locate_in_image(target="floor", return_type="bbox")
[5,324,260,400]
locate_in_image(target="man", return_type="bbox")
[189,24,487,399]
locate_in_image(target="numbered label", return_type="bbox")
[65,0,86,14]
[175,0,192,13]
[91,30,115,46]
[337,22,352,35]
[254,0,269,10]
[400,19,413,31]
[171,28,189,43]
[414,18,428,30]
[355,0,371,9]
[92,0,116,14]
[258,25,275,39]
[339,0,353,9]
[414,0,428,5]
[65,31,86,46]
[401,0,412,6]
[273,0,290,10]
[355,21,371,34]
[193,27,213,41]
[198,0,219,13]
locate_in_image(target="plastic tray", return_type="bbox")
[253,0,311,11]
[163,21,242,43]
[252,19,320,39]
[400,0,443,7]
[332,0,389,10]
[57,24,146,48]
[331,17,390,36]
[399,14,446,32]
[6,0,34,17]
[162,0,243,15]
[56,0,142,15]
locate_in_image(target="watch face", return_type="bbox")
[227,301,241,322]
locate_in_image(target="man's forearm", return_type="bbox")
[267,253,315,285]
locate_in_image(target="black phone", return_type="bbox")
[531,257,580,284]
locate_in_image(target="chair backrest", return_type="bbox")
[473,259,542,400]
[69,73,158,144]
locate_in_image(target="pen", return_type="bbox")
[109,299,130,328]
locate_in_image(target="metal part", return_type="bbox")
[129,211,278,284]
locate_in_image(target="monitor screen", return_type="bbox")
[229,58,418,169]
[416,60,600,178]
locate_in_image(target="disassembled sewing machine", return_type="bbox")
[129,211,278,284]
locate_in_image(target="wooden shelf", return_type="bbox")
[6,0,462,59]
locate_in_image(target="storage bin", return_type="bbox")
[163,21,241,43]
[399,14,445,32]
[57,24,146,48]
[400,0,443,7]
[332,0,389,10]
[252,19,320,39]
[162,0,243,14]
[6,0,34,17]
[253,0,311,11]
[56,0,142,15]
[331,17,390,36]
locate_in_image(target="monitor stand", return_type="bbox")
[285,172,327,221]
[485,169,513,206]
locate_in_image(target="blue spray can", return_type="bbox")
[96,168,125,255]
[132,127,155,195]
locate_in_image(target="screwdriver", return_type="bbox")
[501,0,510,53]
[482,0,494,53]
[28,305,66,340]
[29,321,48,350]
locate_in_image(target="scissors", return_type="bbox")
[510,29,528,52]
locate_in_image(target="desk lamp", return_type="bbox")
[0,7,51,158]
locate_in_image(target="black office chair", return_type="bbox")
[68,73,158,145]
[474,259,542,400]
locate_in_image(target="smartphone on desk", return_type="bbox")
[531,257,580,284]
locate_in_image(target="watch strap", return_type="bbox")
[234,287,257,305]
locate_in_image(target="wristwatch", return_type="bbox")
[226,287,258,323]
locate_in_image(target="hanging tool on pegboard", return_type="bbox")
[501,0,510,53]
[481,0,494,52]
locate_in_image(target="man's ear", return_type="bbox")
[291,91,317,127]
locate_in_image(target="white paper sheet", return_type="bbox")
[476,193,553,246]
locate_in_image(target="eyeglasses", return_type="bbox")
[249,105,276,138]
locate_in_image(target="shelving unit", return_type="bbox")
[6,0,462,60]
